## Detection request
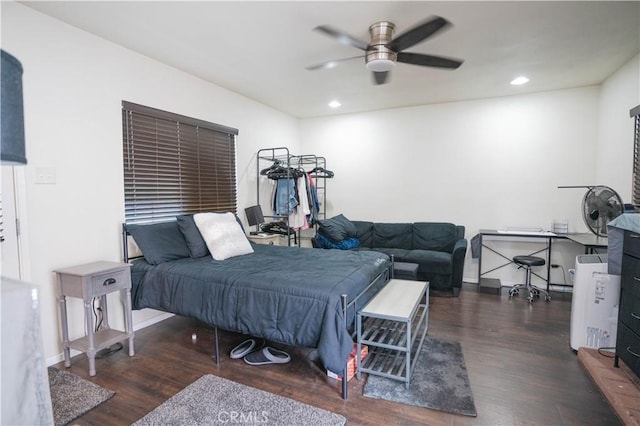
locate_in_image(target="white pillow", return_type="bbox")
[193,212,254,260]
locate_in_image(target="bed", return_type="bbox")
[122,216,390,398]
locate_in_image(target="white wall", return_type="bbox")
[1,2,300,363]
[300,87,603,284]
[596,54,640,198]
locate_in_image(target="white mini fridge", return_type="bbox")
[570,254,621,351]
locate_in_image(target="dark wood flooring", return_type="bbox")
[56,285,622,425]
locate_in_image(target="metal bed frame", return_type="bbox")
[121,223,389,399]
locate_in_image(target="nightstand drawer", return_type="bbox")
[89,268,130,297]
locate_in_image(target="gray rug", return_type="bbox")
[48,367,115,425]
[363,337,477,417]
[133,375,346,425]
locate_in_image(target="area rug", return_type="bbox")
[363,337,477,417]
[48,367,115,425]
[133,375,346,425]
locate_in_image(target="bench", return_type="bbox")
[356,279,429,387]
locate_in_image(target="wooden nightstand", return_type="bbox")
[54,261,135,376]
[247,233,281,246]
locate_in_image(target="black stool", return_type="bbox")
[508,255,551,303]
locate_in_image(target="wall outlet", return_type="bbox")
[35,167,56,184]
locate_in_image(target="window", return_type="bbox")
[632,105,640,210]
[122,101,239,223]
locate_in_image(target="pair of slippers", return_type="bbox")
[230,338,291,365]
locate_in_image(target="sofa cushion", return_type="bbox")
[369,247,412,261]
[373,223,413,249]
[405,250,452,275]
[352,221,374,248]
[412,222,457,252]
[318,214,357,242]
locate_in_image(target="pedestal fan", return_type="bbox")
[581,186,624,237]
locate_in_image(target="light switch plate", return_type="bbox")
[35,167,56,184]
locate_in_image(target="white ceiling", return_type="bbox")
[22,1,640,118]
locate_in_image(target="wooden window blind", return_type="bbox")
[632,105,640,210]
[122,101,239,224]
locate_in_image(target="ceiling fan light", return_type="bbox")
[366,59,395,72]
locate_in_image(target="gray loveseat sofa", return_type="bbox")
[314,216,467,296]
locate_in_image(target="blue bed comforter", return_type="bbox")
[130,244,389,372]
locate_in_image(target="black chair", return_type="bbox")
[508,255,551,302]
[245,205,265,235]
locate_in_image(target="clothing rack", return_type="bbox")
[256,147,331,246]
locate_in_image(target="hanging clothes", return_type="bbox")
[274,178,298,215]
[289,175,311,230]
[306,173,320,225]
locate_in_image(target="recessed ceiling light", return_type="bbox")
[511,76,530,86]
[328,100,341,108]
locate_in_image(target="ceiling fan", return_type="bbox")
[306,16,464,85]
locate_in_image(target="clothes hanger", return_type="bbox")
[260,160,282,176]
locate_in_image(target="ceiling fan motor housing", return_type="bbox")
[366,21,397,72]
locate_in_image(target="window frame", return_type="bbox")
[631,104,640,210]
[122,101,239,224]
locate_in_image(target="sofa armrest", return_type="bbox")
[451,238,468,290]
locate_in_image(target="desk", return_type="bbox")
[478,230,556,293]
[477,230,608,293]
[565,233,608,254]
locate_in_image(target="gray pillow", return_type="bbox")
[177,213,247,258]
[127,221,190,265]
[318,214,357,242]
[177,215,209,258]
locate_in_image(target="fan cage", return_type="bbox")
[581,186,624,237]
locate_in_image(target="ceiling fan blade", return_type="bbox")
[397,52,463,69]
[314,25,369,51]
[373,71,389,85]
[305,56,364,71]
[388,16,450,52]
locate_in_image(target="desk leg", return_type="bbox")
[84,299,97,376]
[124,288,135,356]
[477,234,483,285]
[58,295,71,368]
[547,237,552,292]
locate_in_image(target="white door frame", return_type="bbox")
[1,166,30,281]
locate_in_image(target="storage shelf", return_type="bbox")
[68,328,130,353]
[360,304,429,380]
[357,280,429,387]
